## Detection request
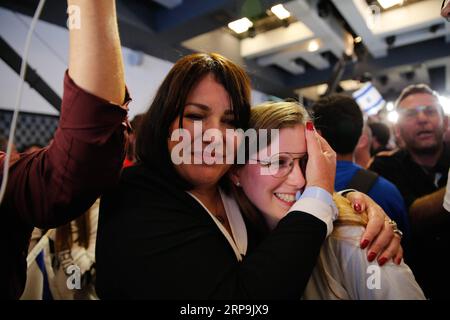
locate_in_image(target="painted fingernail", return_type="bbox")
[361,239,369,249]
[368,252,377,262]
[353,203,362,212]
[396,257,402,265]
[378,257,388,266]
[306,121,314,131]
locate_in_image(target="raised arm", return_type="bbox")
[5,1,129,227]
[68,0,125,104]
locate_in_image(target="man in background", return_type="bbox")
[370,84,450,299]
[313,95,409,244]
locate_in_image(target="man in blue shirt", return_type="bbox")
[312,94,410,239]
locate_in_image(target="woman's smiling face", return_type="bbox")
[236,124,307,229]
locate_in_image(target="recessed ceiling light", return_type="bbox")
[377,0,404,10]
[308,40,320,52]
[271,4,291,20]
[228,17,253,34]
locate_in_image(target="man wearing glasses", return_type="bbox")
[370,84,450,299]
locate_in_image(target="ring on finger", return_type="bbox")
[387,219,403,239]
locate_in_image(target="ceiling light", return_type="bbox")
[439,95,450,115]
[271,4,291,20]
[228,17,253,34]
[387,110,399,123]
[308,40,320,52]
[386,101,394,111]
[377,0,404,10]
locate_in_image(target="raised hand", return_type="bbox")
[346,191,403,265]
[304,121,336,194]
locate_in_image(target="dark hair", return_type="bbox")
[130,113,144,135]
[368,122,390,146]
[395,84,441,112]
[312,94,363,154]
[135,53,251,190]
[126,114,145,161]
[55,212,90,253]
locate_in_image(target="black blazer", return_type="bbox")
[96,164,326,299]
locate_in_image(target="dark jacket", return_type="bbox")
[370,146,450,299]
[96,164,327,299]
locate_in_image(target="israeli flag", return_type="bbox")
[353,82,385,115]
[20,232,54,300]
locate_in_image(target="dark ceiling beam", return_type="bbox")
[0,0,67,28]
[244,59,295,97]
[152,0,233,32]
[151,0,292,45]
[0,36,61,112]
[285,37,450,90]
[116,0,156,33]
[0,0,294,97]
[428,66,446,93]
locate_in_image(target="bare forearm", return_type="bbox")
[68,0,125,104]
[409,188,447,232]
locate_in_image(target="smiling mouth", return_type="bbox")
[274,193,296,206]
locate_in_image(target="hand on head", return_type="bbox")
[304,121,336,194]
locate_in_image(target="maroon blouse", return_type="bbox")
[1,71,130,299]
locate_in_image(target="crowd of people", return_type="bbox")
[2,0,450,300]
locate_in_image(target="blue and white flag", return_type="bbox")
[20,232,54,300]
[353,82,385,116]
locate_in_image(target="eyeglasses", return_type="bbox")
[397,105,440,120]
[251,152,308,178]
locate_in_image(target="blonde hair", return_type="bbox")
[249,101,310,144]
[232,100,367,233]
[333,194,368,227]
[231,101,310,234]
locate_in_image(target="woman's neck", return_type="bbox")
[190,185,219,205]
[191,185,236,239]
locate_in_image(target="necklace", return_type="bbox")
[215,214,226,224]
[211,190,235,240]
[212,190,226,225]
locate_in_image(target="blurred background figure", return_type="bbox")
[369,122,392,156]
[354,124,373,169]
[313,94,410,239]
[22,200,99,300]
[370,84,450,300]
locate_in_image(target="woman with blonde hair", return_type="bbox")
[230,101,425,299]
